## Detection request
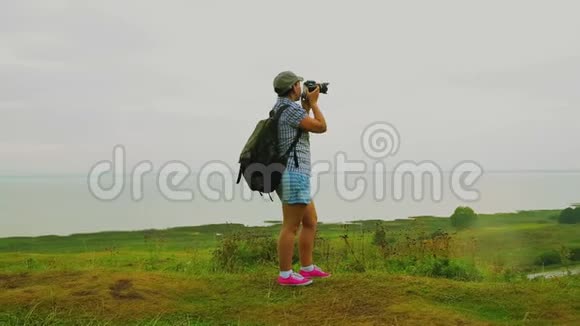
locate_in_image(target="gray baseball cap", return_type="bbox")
[273,71,303,95]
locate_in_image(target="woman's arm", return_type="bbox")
[299,104,327,133]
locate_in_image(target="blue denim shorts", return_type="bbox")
[275,170,311,205]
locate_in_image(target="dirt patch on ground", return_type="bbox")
[0,272,29,289]
[108,279,143,299]
[0,270,207,321]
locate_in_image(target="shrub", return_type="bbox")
[416,257,482,281]
[212,230,296,272]
[388,257,482,281]
[430,229,448,239]
[558,207,580,224]
[534,250,561,266]
[25,258,41,270]
[372,222,387,246]
[450,206,478,230]
[570,247,580,262]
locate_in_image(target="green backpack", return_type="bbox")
[236,104,302,201]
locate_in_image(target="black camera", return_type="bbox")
[304,80,329,93]
[302,80,329,101]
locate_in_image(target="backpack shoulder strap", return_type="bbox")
[273,103,303,168]
[270,104,291,120]
[285,129,302,168]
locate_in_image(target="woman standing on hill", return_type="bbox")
[271,71,331,286]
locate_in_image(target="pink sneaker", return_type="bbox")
[299,265,331,279]
[278,272,313,286]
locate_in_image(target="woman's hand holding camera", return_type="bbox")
[302,85,320,113]
[307,85,320,106]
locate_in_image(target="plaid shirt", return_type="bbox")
[272,97,311,176]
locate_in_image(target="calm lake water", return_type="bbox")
[1,172,578,237]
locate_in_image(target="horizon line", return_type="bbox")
[2,169,580,178]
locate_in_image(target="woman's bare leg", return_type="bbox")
[299,201,317,267]
[278,203,307,271]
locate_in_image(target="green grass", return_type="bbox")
[1,209,579,325]
[0,270,578,325]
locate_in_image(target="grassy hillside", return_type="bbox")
[1,209,579,325]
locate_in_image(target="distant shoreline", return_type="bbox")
[0,207,565,240]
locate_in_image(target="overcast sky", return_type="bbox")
[1,0,579,175]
